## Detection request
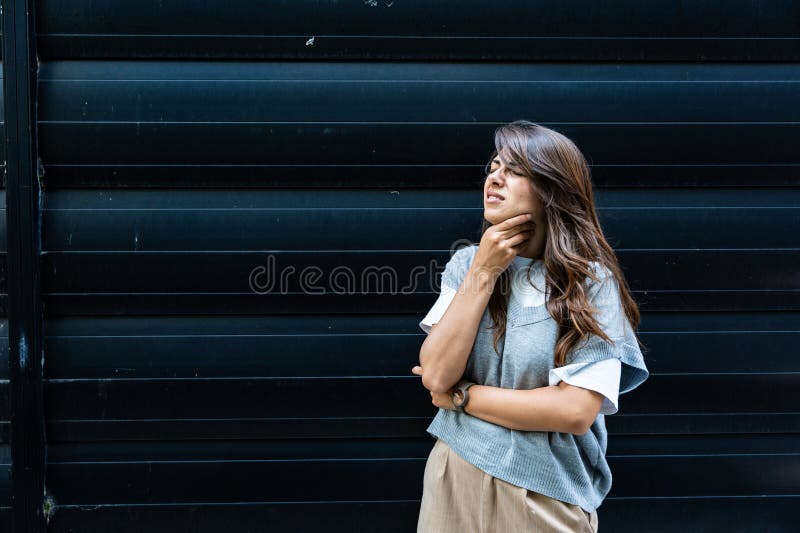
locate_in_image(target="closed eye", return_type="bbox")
[489,167,523,177]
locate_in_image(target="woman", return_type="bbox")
[412,120,649,532]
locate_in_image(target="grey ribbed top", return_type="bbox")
[426,245,649,514]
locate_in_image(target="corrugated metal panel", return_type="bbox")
[0,61,9,523]
[10,1,798,531]
[37,0,800,61]
[38,62,800,188]
[0,49,12,530]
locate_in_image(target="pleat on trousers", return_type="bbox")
[418,438,599,532]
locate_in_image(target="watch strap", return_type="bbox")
[451,379,476,412]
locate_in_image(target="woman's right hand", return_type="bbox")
[472,213,535,278]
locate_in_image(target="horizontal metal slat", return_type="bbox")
[42,413,800,442]
[36,0,800,61]
[42,454,800,505]
[40,374,800,421]
[43,497,800,533]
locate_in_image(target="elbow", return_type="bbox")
[570,419,592,436]
[421,374,453,394]
[568,409,596,436]
[566,409,596,435]
[559,386,601,435]
[419,360,455,393]
[418,344,457,394]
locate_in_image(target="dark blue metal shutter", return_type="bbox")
[2,1,798,531]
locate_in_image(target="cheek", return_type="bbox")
[525,184,544,210]
[525,191,547,227]
[516,184,540,208]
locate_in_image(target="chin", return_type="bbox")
[484,205,519,225]
[483,210,504,225]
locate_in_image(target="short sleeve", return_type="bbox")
[419,245,476,334]
[440,245,477,291]
[566,263,649,395]
[419,284,457,334]
[549,358,622,415]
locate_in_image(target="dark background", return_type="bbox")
[1,1,799,531]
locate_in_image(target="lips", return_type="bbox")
[486,190,505,201]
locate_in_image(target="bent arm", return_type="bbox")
[463,381,605,435]
[418,265,496,393]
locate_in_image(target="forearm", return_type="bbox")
[419,266,497,393]
[463,384,584,435]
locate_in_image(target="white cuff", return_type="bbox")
[419,284,458,334]
[548,358,622,415]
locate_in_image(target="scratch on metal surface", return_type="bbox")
[43,485,56,524]
[19,332,28,370]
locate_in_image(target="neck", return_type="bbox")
[516,243,544,261]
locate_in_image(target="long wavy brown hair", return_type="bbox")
[477,120,645,367]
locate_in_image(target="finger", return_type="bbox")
[496,213,533,231]
[503,222,535,239]
[497,221,535,243]
[507,229,533,248]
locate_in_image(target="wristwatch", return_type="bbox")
[450,379,476,412]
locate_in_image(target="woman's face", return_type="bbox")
[483,152,547,257]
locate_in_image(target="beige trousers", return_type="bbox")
[418,439,599,532]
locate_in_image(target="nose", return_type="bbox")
[487,171,505,187]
